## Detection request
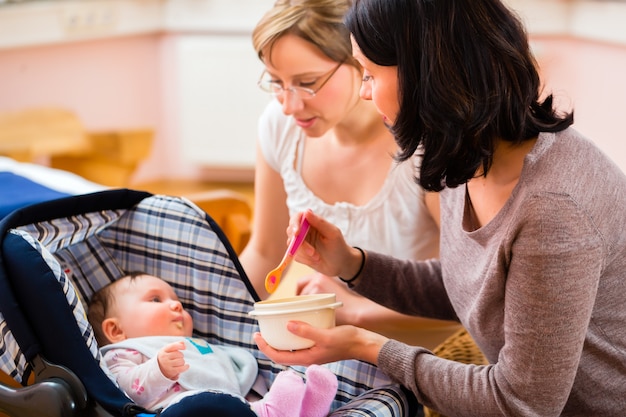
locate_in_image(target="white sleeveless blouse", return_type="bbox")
[258,100,439,261]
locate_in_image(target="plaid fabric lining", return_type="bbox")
[0,194,415,416]
[331,386,412,416]
[0,315,27,383]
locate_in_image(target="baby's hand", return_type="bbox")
[157,341,189,380]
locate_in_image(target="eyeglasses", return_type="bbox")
[257,62,343,100]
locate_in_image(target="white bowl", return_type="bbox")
[249,294,342,351]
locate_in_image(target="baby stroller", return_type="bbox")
[0,189,419,417]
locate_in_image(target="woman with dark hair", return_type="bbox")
[254,0,626,415]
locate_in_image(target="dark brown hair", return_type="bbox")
[346,0,573,191]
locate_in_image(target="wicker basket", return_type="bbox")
[423,328,488,417]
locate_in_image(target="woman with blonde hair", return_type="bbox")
[241,0,458,349]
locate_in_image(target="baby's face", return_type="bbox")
[111,275,194,339]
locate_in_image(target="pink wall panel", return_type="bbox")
[0,35,161,129]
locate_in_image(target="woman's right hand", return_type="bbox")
[289,210,364,280]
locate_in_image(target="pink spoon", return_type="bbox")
[265,218,310,294]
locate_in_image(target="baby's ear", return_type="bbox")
[102,318,126,343]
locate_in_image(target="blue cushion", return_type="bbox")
[0,172,70,218]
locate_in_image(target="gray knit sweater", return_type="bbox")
[353,128,626,416]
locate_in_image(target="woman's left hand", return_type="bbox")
[253,321,388,366]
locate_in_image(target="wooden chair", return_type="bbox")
[0,107,153,187]
[0,108,89,162]
[184,189,253,255]
[50,129,153,187]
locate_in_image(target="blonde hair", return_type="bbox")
[252,0,358,69]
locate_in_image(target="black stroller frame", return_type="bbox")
[0,189,418,417]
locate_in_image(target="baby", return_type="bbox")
[87,272,337,417]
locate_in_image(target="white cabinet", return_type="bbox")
[164,0,274,173]
[174,35,270,169]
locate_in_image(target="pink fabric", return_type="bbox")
[301,365,339,417]
[251,370,304,417]
[251,366,337,417]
